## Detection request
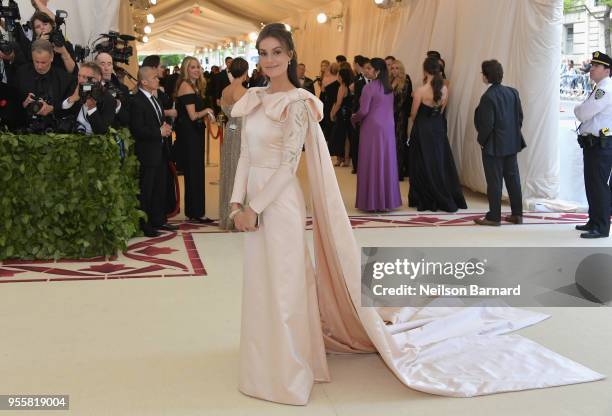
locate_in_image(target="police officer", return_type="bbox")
[574,51,612,238]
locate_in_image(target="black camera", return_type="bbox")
[93,31,135,65]
[0,0,21,55]
[45,10,68,47]
[0,31,14,55]
[25,94,46,117]
[47,27,64,47]
[0,0,20,20]
[73,44,91,63]
[79,78,104,102]
[105,82,123,100]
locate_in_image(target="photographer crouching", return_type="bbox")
[16,38,74,133]
[62,61,115,135]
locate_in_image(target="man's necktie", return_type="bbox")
[151,95,163,125]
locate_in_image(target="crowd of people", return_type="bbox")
[0,0,519,237]
[561,58,593,98]
[13,2,609,241]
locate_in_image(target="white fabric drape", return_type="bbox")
[290,0,562,201]
[16,0,122,47]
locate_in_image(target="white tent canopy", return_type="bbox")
[135,0,332,54]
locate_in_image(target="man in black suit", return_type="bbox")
[62,62,116,134]
[351,55,370,173]
[130,66,175,237]
[0,39,27,130]
[297,63,315,95]
[474,59,526,226]
[211,56,232,111]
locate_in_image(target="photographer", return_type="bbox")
[16,38,74,132]
[62,61,115,135]
[95,51,130,127]
[29,11,76,74]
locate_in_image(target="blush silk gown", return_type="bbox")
[229,87,603,406]
[230,87,331,405]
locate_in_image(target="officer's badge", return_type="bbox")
[595,89,606,99]
[595,51,600,58]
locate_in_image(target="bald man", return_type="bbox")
[129,66,175,237]
[95,52,130,127]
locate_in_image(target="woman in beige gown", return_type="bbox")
[218,58,248,230]
[228,23,603,407]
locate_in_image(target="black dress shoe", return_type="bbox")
[187,217,214,224]
[575,223,593,231]
[580,230,609,239]
[474,218,501,226]
[156,223,179,231]
[143,229,161,238]
[351,169,357,174]
[504,215,523,224]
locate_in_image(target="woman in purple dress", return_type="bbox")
[351,58,402,211]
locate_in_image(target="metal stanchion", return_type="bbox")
[205,124,217,168]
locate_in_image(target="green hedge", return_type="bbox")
[0,129,144,260]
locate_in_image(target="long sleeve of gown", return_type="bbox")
[230,117,249,205]
[351,83,372,125]
[248,101,308,214]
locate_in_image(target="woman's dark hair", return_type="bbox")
[481,59,503,84]
[338,68,354,86]
[423,57,444,103]
[256,23,299,88]
[30,11,55,32]
[230,57,249,78]
[439,58,447,79]
[369,57,392,94]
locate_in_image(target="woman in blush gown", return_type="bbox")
[227,24,602,407]
[408,57,467,212]
[351,58,402,212]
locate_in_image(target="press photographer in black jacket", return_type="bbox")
[95,51,130,127]
[16,39,74,133]
[62,62,115,135]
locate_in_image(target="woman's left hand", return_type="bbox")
[235,206,258,232]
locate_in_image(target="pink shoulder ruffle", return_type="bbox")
[231,87,323,122]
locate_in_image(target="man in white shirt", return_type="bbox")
[62,62,115,134]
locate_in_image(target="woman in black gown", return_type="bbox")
[320,62,340,142]
[175,57,215,223]
[330,68,354,166]
[390,59,413,181]
[408,57,466,212]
